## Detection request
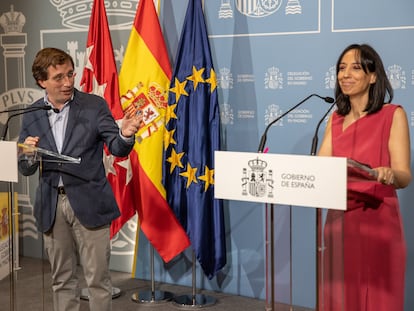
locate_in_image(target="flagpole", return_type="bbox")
[131,244,173,304]
[172,250,216,308]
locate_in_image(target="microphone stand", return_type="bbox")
[0,106,45,113]
[1,106,54,141]
[309,102,336,311]
[258,94,334,152]
[258,94,334,310]
[259,96,317,310]
[310,103,336,156]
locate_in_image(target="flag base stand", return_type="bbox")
[172,251,216,309]
[80,287,122,300]
[172,294,216,309]
[131,290,174,304]
[131,245,174,304]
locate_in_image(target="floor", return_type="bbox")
[0,257,312,311]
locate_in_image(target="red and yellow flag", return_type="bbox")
[119,0,190,264]
[80,0,136,238]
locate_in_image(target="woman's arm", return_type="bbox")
[387,107,411,188]
[317,115,333,157]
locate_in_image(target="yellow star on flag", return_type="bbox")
[164,128,176,150]
[166,148,185,173]
[198,166,214,192]
[206,68,217,92]
[165,103,177,124]
[170,77,189,103]
[180,162,198,188]
[187,66,205,91]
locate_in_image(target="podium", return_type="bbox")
[0,141,80,310]
[214,151,348,311]
[18,143,81,164]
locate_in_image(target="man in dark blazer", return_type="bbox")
[18,47,142,311]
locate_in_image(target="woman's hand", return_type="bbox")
[373,166,395,185]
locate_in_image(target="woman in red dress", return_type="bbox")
[318,44,411,311]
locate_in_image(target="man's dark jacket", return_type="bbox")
[18,89,134,232]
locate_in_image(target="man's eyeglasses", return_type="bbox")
[50,71,76,83]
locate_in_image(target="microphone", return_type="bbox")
[257,94,335,152]
[0,106,56,141]
[310,101,336,156]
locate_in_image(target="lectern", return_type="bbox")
[0,141,19,281]
[215,151,348,311]
[1,142,80,310]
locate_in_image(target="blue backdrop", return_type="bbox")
[0,0,413,309]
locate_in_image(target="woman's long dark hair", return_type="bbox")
[334,44,393,116]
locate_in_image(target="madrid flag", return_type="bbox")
[118,0,190,263]
[80,0,136,237]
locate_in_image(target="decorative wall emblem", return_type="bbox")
[218,67,234,89]
[220,103,234,125]
[325,66,336,89]
[218,0,233,19]
[387,64,406,90]
[264,66,283,89]
[235,0,282,18]
[265,104,283,127]
[285,0,302,15]
[0,5,25,33]
[49,0,139,28]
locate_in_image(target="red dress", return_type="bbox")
[321,104,406,311]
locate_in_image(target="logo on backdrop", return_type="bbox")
[0,4,25,32]
[236,0,282,18]
[264,66,283,89]
[325,66,336,89]
[387,64,406,90]
[49,0,139,28]
[265,104,283,126]
[218,67,234,89]
[219,0,302,19]
[285,0,302,15]
[220,103,234,125]
[241,157,274,198]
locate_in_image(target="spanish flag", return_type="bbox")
[118,0,190,264]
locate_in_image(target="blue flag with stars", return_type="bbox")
[163,0,226,279]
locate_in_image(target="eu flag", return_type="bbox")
[163,0,226,279]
